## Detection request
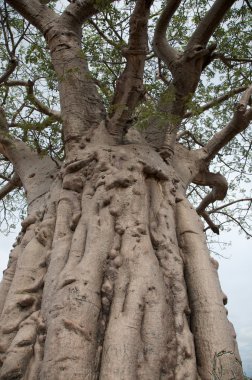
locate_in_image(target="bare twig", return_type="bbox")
[216,210,252,238]
[88,19,121,49]
[26,80,61,121]
[176,130,204,146]
[209,198,252,214]
[212,53,252,66]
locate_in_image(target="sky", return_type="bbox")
[0,224,251,376]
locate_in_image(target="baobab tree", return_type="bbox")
[0,0,251,379]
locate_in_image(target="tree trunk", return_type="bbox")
[0,135,242,379]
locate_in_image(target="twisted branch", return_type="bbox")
[193,170,228,234]
[204,85,252,161]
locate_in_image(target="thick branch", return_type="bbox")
[204,85,252,160]
[201,210,220,234]
[0,106,57,211]
[5,0,57,33]
[107,0,153,140]
[193,170,228,234]
[61,0,115,28]
[0,172,21,200]
[187,0,237,48]
[184,86,248,118]
[152,0,181,68]
[194,171,228,214]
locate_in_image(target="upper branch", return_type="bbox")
[107,0,153,141]
[5,0,57,33]
[184,86,248,118]
[153,0,181,69]
[187,0,237,49]
[61,0,115,28]
[204,85,252,161]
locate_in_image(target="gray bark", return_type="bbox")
[0,137,243,379]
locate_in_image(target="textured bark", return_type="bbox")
[0,138,243,379]
[0,1,247,379]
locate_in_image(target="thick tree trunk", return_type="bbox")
[0,138,242,380]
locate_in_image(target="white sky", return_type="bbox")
[0,225,251,376]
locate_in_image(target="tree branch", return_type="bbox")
[61,0,115,28]
[245,0,252,12]
[187,0,237,49]
[0,106,12,149]
[152,0,181,69]
[209,198,252,214]
[216,210,252,238]
[201,210,220,234]
[0,172,21,201]
[204,85,252,160]
[176,130,204,147]
[0,106,57,211]
[26,80,61,121]
[192,169,229,234]
[184,86,248,118]
[211,53,252,67]
[1,79,61,121]
[0,57,18,85]
[106,0,153,141]
[194,171,228,214]
[88,19,121,49]
[5,0,57,33]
